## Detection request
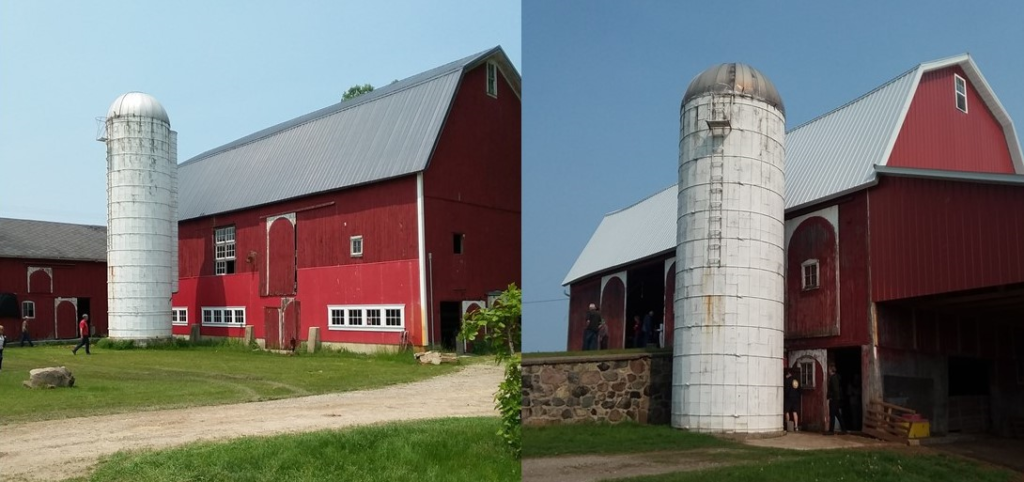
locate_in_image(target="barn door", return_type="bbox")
[789,349,828,432]
[265,214,296,296]
[55,298,78,339]
[264,306,281,350]
[282,298,300,351]
[459,300,485,354]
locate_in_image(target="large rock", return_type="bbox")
[414,351,458,365]
[23,366,75,389]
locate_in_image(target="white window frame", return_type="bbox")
[801,259,819,290]
[22,300,35,319]
[214,226,236,275]
[954,74,968,113]
[172,307,188,326]
[798,358,816,389]
[486,62,498,98]
[201,306,246,327]
[327,304,405,332]
[350,235,363,258]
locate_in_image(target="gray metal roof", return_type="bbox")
[564,54,1024,286]
[0,218,106,262]
[178,46,520,220]
[683,63,785,115]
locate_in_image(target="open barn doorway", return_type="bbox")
[625,262,665,348]
[829,347,863,431]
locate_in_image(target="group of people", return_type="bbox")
[784,362,849,434]
[582,304,660,351]
[0,314,92,372]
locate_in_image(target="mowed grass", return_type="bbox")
[524,423,1018,482]
[68,417,519,482]
[0,342,460,425]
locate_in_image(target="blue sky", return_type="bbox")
[522,1,1024,352]
[0,0,520,225]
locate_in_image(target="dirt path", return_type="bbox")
[0,363,502,482]
[522,449,741,482]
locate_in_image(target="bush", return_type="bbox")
[497,354,522,457]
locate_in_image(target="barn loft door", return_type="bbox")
[265,214,297,296]
[55,298,78,339]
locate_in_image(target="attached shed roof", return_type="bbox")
[178,46,520,221]
[0,218,106,262]
[564,54,1024,286]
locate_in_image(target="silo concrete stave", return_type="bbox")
[674,64,786,434]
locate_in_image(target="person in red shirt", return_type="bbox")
[72,314,91,355]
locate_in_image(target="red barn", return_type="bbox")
[171,47,520,352]
[0,218,108,341]
[565,54,1024,435]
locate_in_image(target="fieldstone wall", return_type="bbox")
[523,351,672,426]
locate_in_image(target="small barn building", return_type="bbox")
[0,218,108,340]
[171,47,521,352]
[564,54,1024,435]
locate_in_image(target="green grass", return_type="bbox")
[523,423,1018,482]
[67,417,519,482]
[0,342,460,425]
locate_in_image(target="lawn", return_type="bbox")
[0,341,461,425]
[67,417,520,482]
[524,423,1019,482]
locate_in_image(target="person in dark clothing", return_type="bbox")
[826,363,844,434]
[631,315,643,348]
[784,367,801,431]
[639,311,654,348]
[583,304,602,351]
[72,314,91,355]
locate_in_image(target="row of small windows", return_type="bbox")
[171,305,405,331]
[211,225,466,276]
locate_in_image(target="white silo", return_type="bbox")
[673,64,786,434]
[103,92,178,341]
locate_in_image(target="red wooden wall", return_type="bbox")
[889,66,1015,174]
[601,277,626,349]
[567,277,600,351]
[786,217,839,338]
[0,258,107,340]
[423,61,521,343]
[869,176,1024,302]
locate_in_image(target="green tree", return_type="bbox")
[342,83,374,101]
[459,283,521,457]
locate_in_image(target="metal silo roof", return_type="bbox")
[683,63,784,115]
[106,92,170,124]
[0,218,106,262]
[177,46,519,221]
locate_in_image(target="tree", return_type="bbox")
[342,83,374,101]
[459,283,521,457]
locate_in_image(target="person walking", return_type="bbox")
[784,367,801,431]
[583,303,602,351]
[826,363,844,434]
[20,317,34,347]
[72,314,91,355]
[0,325,6,372]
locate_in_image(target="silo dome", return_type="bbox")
[682,63,784,115]
[106,92,170,124]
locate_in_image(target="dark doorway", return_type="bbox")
[829,347,863,431]
[439,302,461,350]
[625,262,665,348]
[77,297,91,337]
[948,357,992,433]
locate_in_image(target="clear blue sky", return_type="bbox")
[0,0,521,224]
[522,0,1024,352]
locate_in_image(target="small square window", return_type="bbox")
[801,260,819,290]
[350,235,363,258]
[954,74,968,113]
[21,300,35,319]
[486,62,498,98]
[172,307,188,326]
[349,309,363,326]
[798,360,816,388]
[453,233,464,254]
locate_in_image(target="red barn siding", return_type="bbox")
[267,217,296,296]
[28,269,52,293]
[786,217,839,338]
[888,66,1015,174]
[869,177,1024,301]
[601,277,626,349]
[0,258,107,340]
[568,277,600,351]
[423,61,521,343]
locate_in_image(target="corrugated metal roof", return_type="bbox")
[178,46,519,220]
[564,54,1024,285]
[0,218,106,261]
[562,185,677,285]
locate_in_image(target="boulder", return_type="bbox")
[23,366,75,389]
[414,351,458,365]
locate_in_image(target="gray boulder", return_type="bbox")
[23,366,75,389]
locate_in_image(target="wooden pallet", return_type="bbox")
[863,399,919,444]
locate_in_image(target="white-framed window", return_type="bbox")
[486,62,498,98]
[350,235,363,258]
[22,300,35,318]
[954,74,968,113]
[172,307,188,326]
[214,226,236,275]
[328,304,405,331]
[798,359,816,388]
[201,307,246,327]
[801,259,819,290]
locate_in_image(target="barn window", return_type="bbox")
[201,307,245,327]
[328,305,405,331]
[954,74,968,113]
[350,235,363,258]
[22,300,35,319]
[172,307,188,326]
[214,226,236,275]
[486,62,498,98]
[453,233,464,254]
[798,359,816,388]
[801,259,819,290]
